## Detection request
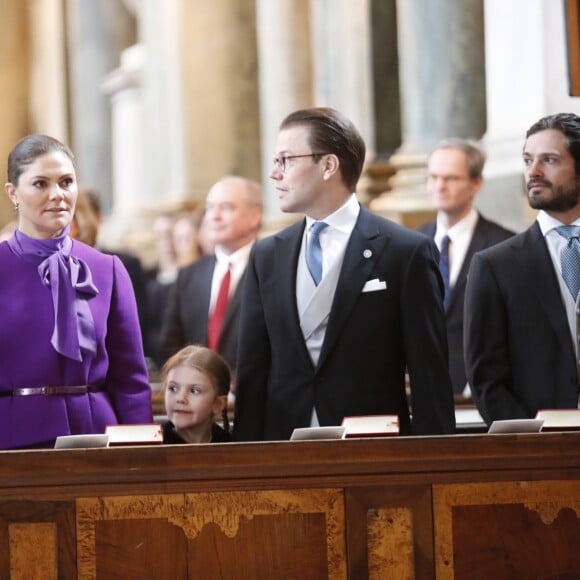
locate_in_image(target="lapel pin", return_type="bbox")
[363,249,372,259]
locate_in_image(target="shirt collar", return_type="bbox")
[537,210,580,236]
[435,208,478,244]
[214,239,254,267]
[305,193,360,234]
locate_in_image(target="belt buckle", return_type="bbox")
[18,388,39,396]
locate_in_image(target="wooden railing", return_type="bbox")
[1,432,580,578]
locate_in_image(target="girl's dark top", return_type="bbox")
[162,421,232,444]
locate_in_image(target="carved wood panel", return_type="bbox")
[346,484,434,579]
[76,488,347,579]
[434,480,580,579]
[0,500,76,579]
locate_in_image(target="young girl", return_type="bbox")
[162,345,231,443]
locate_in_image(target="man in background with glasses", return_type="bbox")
[419,139,514,398]
[234,107,455,441]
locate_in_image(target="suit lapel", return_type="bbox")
[275,220,316,365]
[516,223,571,346]
[219,268,246,341]
[317,207,387,369]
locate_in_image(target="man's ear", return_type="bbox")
[322,154,340,181]
[471,176,484,195]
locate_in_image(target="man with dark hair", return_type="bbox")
[419,139,513,396]
[234,107,455,441]
[465,112,580,425]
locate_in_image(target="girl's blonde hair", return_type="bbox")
[162,345,231,432]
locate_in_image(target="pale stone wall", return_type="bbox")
[0,0,29,227]
[1,0,579,239]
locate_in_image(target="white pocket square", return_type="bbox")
[362,278,387,293]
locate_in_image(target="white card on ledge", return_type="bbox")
[290,426,346,441]
[488,419,543,434]
[54,434,110,449]
[105,424,163,446]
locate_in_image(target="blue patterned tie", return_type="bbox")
[306,221,328,286]
[439,235,452,310]
[555,225,580,300]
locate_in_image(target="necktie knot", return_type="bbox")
[306,221,328,286]
[555,225,580,242]
[555,225,580,300]
[310,221,328,238]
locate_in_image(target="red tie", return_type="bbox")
[207,265,231,350]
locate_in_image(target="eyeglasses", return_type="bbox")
[272,153,328,172]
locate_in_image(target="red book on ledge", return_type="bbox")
[341,415,400,438]
[105,424,163,446]
[535,409,580,432]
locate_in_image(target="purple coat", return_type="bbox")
[0,239,153,449]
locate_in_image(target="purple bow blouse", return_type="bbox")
[0,232,153,449]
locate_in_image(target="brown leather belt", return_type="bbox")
[0,384,105,398]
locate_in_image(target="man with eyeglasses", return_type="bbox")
[234,107,456,441]
[418,139,514,397]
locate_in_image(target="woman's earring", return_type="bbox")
[13,201,19,211]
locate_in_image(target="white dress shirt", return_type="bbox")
[297,193,360,300]
[435,208,479,288]
[209,241,254,314]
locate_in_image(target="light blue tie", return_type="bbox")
[555,225,580,300]
[306,221,328,286]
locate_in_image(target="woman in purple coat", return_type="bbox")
[0,134,153,449]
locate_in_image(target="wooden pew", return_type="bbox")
[1,432,580,578]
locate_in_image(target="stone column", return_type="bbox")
[101,44,146,246]
[371,0,486,227]
[256,0,313,224]
[66,0,135,211]
[481,0,580,231]
[370,0,401,159]
[310,0,375,159]
[28,0,69,140]
[139,0,187,206]
[0,0,29,226]
[362,0,401,204]
[179,0,261,199]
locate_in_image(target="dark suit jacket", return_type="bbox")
[419,214,514,394]
[234,205,455,441]
[101,249,150,353]
[464,222,579,424]
[160,254,245,372]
